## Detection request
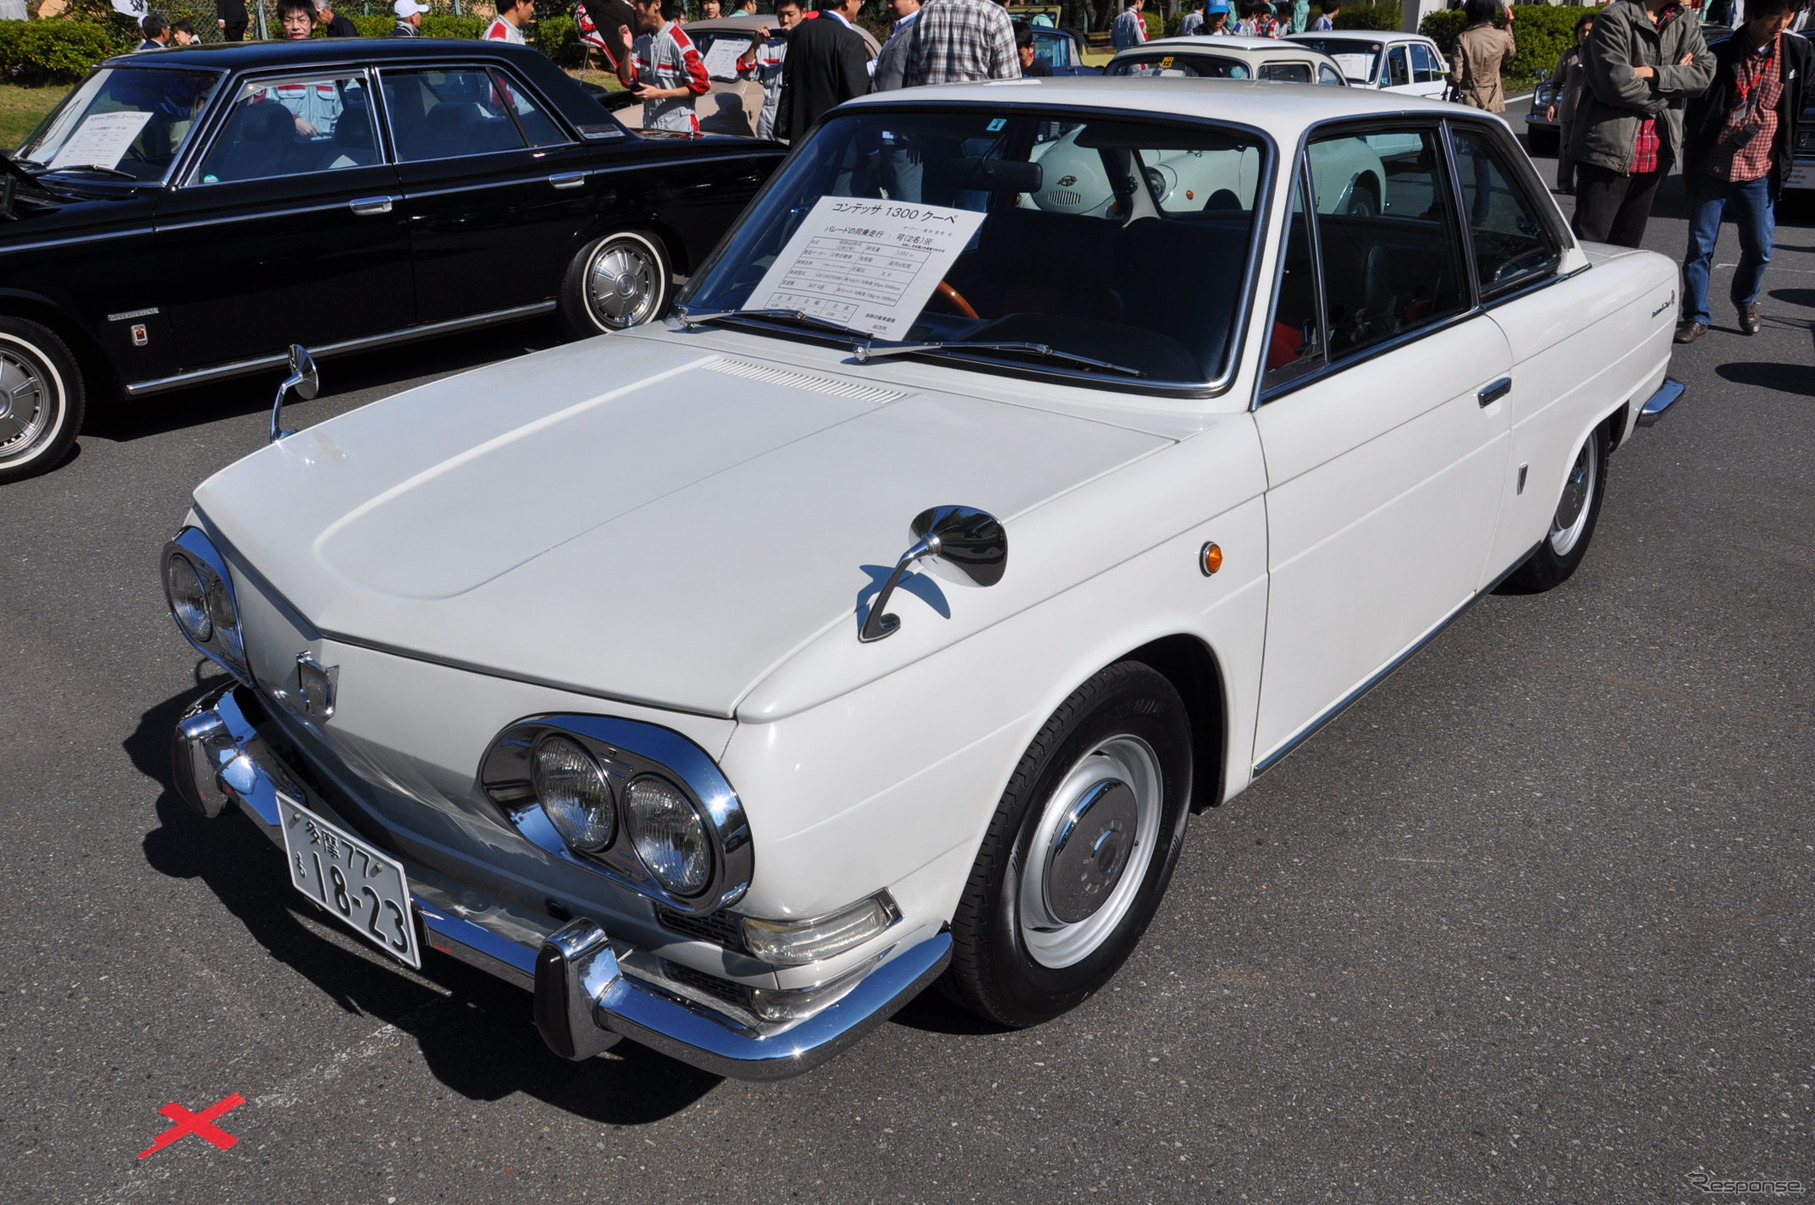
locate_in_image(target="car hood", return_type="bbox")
[195,331,1171,719]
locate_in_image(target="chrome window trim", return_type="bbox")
[123,300,555,397]
[181,66,383,189]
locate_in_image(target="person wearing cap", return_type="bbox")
[393,0,428,34]
[1203,0,1233,32]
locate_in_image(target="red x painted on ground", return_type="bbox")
[138,1093,245,1159]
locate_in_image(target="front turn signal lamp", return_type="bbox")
[741,893,898,967]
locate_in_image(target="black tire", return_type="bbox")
[0,317,85,485]
[942,661,1194,1028]
[557,229,672,338]
[1346,179,1379,218]
[1503,424,1609,593]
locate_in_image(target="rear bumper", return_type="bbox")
[1637,376,1686,428]
[172,684,951,1080]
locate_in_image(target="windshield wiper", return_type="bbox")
[43,163,136,180]
[856,340,1146,378]
[681,308,873,343]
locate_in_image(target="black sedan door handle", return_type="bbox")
[549,172,586,191]
[1478,377,1512,407]
[349,195,397,217]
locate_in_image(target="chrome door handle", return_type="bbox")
[549,172,586,190]
[349,195,396,216]
[1478,377,1512,407]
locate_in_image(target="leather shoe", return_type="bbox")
[1673,320,1707,345]
[1738,303,1761,335]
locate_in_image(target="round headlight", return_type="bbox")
[625,775,711,896]
[532,735,616,853]
[164,555,212,642]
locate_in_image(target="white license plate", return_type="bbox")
[278,794,422,969]
[1788,164,1815,191]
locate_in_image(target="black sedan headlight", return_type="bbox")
[480,715,751,914]
[161,526,251,685]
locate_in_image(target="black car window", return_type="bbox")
[486,67,569,147]
[1259,62,1314,83]
[1449,125,1561,299]
[1306,126,1468,361]
[193,72,377,185]
[383,67,532,162]
[17,66,221,184]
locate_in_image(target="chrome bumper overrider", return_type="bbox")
[171,685,952,1080]
[1637,377,1686,427]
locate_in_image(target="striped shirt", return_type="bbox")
[484,17,526,44]
[630,21,710,133]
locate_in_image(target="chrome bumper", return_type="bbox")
[172,685,952,1080]
[1637,376,1685,427]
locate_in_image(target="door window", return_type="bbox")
[1259,62,1313,83]
[1317,63,1345,87]
[1263,167,1323,390]
[1449,126,1561,299]
[383,67,555,162]
[1386,46,1410,88]
[1411,43,1446,84]
[192,72,377,184]
[1305,126,1468,361]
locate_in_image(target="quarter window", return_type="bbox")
[1259,62,1313,84]
[1317,63,1345,87]
[1450,126,1561,298]
[1411,43,1446,84]
[193,73,377,184]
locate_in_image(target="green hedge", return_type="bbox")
[1334,2,1401,32]
[0,20,133,85]
[1421,5,1577,89]
[347,13,489,37]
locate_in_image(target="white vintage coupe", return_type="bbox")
[164,79,1685,1078]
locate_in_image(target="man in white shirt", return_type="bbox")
[1180,0,1205,37]
[1112,0,1148,50]
[485,0,533,44]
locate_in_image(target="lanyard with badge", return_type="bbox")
[1728,32,1779,148]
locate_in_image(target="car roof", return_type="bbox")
[1113,36,1344,67]
[843,74,1483,132]
[1285,29,1434,45]
[104,37,557,71]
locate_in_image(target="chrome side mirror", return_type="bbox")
[860,505,1007,643]
[269,344,319,444]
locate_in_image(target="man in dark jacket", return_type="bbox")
[218,0,249,42]
[1569,0,1714,247]
[1674,0,1811,342]
[774,0,872,144]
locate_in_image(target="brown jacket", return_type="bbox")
[1450,23,1516,112]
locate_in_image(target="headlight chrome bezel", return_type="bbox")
[480,714,751,915]
[161,526,252,686]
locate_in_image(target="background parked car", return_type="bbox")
[1287,29,1451,100]
[0,38,783,484]
[1107,34,1348,86]
[660,14,881,137]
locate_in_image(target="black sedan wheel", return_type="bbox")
[0,317,85,485]
[559,230,672,337]
[942,661,1194,1028]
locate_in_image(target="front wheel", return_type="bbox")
[0,317,85,485]
[558,229,672,337]
[1503,424,1609,593]
[942,661,1194,1028]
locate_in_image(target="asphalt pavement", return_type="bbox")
[2,147,1811,1204]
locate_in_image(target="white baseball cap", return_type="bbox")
[394,0,430,14]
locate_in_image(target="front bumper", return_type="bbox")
[172,684,951,1080]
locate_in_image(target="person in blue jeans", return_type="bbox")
[1675,0,1810,344]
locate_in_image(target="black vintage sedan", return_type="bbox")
[0,39,784,482]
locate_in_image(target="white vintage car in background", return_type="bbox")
[164,79,1685,1079]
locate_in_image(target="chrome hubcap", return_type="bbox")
[587,241,658,328]
[1019,735,1163,969]
[0,348,46,452]
[1549,438,1596,556]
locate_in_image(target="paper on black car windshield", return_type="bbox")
[48,111,150,170]
[745,197,986,340]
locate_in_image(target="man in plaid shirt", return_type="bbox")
[902,0,1022,87]
[1674,0,1810,342]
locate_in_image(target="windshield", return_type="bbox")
[679,107,1269,387]
[17,66,222,182]
[1290,38,1379,84]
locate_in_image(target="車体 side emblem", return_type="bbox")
[295,654,339,720]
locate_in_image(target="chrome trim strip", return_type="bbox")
[1251,544,1541,776]
[1636,376,1685,427]
[155,196,377,234]
[420,904,538,984]
[123,301,555,397]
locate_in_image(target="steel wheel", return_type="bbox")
[1017,735,1164,969]
[1547,436,1597,557]
[1502,424,1609,594]
[0,318,85,485]
[559,230,672,337]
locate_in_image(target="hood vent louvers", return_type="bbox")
[707,358,906,405]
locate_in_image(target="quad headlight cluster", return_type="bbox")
[160,526,251,685]
[482,716,752,914]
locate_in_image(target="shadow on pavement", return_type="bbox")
[128,681,722,1124]
[1715,359,1815,397]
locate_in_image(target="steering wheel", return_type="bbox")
[936,280,979,320]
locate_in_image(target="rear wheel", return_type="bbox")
[1503,425,1608,593]
[558,230,672,337]
[0,317,85,485]
[942,661,1194,1028]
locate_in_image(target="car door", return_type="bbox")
[1382,43,1417,94]
[155,68,413,370]
[382,63,600,325]
[1252,123,1512,767]
[1409,41,1451,100]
